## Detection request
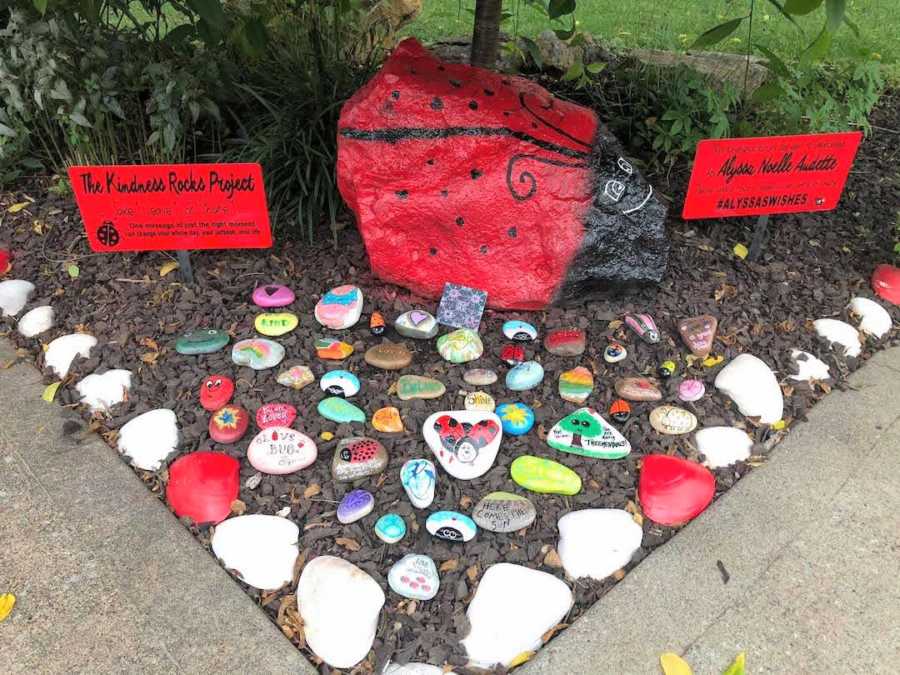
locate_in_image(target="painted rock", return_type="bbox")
[558,366,593,403]
[297,556,384,669]
[603,341,627,363]
[813,319,862,358]
[364,340,413,369]
[871,264,900,305]
[496,402,535,435]
[614,377,662,402]
[500,343,525,365]
[370,311,386,335]
[211,514,299,590]
[437,328,483,363]
[789,349,831,382]
[426,511,477,542]
[609,399,631,423]
[332,437,388,481]
[506,361,544,391]
[17,305,54,338]
[254,312,298,337]
[375,513,407,543]
[677,314,717,358]
[510,455,582,495]
[848,297,891,338]
[200,374,234,411]
[372,406,404,433]
[247,427,318,474]
[118,409,178,470]
[45,333,97,378]
[388,554,440,600]
[209,405,250,444]
[638,454,715,526]
[714,354,784,423]
[337,489,375,524]
[502,320,538,342]
[321,370,361,398]
[400,458,436,508]
[231,338,285,370]
[318,396,366,424]
[276,365,315,390]
[547,407,631,459]
[423,410,503,480]
[315,284,363,329]
[75,369,132,412]
[464,390,495,412]
[397,374,445,400]
[624,313,659,344]
[695,426,753,468]
[677,379,706,402]
[462,563,573,669]
[256,402,297,430]
[316,338,354,360]
[0,248,9,275]
[0,279,34,316]
[395,309,439,339]
[464,368,498,386]
[176,328,229,355]
[472,491,536,533]
[557,509,642,581]
[252,284,295,308]
[166,451,239,525]
[657,360,676,379]
[436,282,487,330]
[649,405,697,435]
[543,328,586,356]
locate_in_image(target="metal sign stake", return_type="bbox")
[748,214,770,263]
[176,250,194,284]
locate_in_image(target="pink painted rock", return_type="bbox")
[638,454,715,526]
[209,405,249,444]
[871,264,900,305]
[336,38,667,310]
[315,284,363,329]
[252,284,295,308]
[543,328,586,356]
[247,427,318,474]
[624,313,660,344]
[256,402,297,430]
[199,374,235,412]
[614,377,662,402]
[166,451,239,525]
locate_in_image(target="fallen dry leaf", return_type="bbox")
[465,564,479,582]
[659,652,694,675]
[0,593,15,622]
[542,548,563,568]
[440,559,459,572]
[140,351,160,365]
[335,537,361,552]
[303,484,321,498]
[230,499,246,515]
[7,202,29,213]
[159,260,180,277]
[41,381,61,402]
[459,495,473,509]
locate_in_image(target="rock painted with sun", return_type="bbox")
[423,410,502,480]
[547,407,631,459]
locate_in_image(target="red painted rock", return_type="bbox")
[544,328,586,356]
[199,374,234,412]
[166,451,239,525]
[638,454,715,526]
[209,405,249,444]
[256,402,297,430]
[500,343,525,365]
[337,38,668,310]
[872,264,900,305]
[0,248,10,275]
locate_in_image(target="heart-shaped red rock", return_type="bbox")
[166,451,239,524]
[638,454,715,526]
[872,264,900,306]
[199,374,234,412]
[256,402,297,430]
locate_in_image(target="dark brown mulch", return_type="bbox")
[1,91,898,674]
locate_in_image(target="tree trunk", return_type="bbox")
[470,0,502,68]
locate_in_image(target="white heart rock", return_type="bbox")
[247,427,317,474]
[298,555,385,669]
[117,409,178,470]
[0,279,35,316]
[17,305,54,337]
[423,410,503,480]
[813,318,861,357]
[383,664,454,675]
[211,515,299,590]
[789,349,831,382]
[45,333,98,378]
[695,426,753,469]
[76,369,132,412]
[714,353,783,424]
[462,563,573,669]
[848,297,892,339]
[557,509,643,581]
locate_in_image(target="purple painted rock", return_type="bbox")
[209,405,249,444]
[252,284,295,308]
[256,403,297,430]
[614,377,662,402]
[677,314,717,358]
[247,427,318,474]
[337,489,375,524]
[624,313,660,343]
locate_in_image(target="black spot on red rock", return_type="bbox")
[484,89,494,96]
[456,217,464,226]
[391,90,400,99]
[449,79,461,88]
[508,226,517,238]
[470,169,482,179]
[396,190,408,199]
[468,101,478,110]
[429,247,437,256]
[502,79,511,85]
[427,159,435,165]
[480,245,488,254]
[431,97,443,110]
[440,190,448,197]
[438,65,445,71]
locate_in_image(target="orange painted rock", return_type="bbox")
[372,406,404,433]
[316,338,353,360]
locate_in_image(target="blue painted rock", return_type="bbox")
[332,437,388,481]
[395,309,439,339]
[604,341,627,363]
[502,320,538,342]
[506,361,544,391]
[510,455,582,495]
[547,407,631,459]
[426,511,477,542]
[231,338,285,370]
[496,402,535,436]
[315,284,363,329]
[375,513,406,543]
[400,458,436,509]
[436,328,483,363]
[252,284,295,308]
[318,397,366,424]
[320,370,361,398]
[388,554,440,600]
[337,489,374,524]
[176,328,229,355]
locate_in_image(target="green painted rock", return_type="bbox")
[254,312,298,337]
[397,375,445,401]
[175,329,229,355]
[547,407,631,459]
[317,396,365,424]
[436,328,483,363]
[510,455,582,495]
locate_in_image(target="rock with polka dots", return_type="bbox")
[332,437,388,482]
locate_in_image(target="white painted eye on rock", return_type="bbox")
[320,370,361,398]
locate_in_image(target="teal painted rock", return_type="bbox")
[547,407,631,459]
[510,455,582,495]
[436,328,483,363]
[176,329,229,355]
[231,338,285,370]
[426,511,477,542]
[317,396,365,424]
[397,375,446,401]
[375,513,406,544]
[506,361,544,391]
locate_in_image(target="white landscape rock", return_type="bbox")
[789,349,831,382]
[813,318,862,358]
[298,556,385,669]
[695,426,753,469]
[17,305,54,337]
[462,563,573,669]
[848,297,892,339]
[76,369,132,412]
[45,333,98,378]
[714,353,783,424]
[383,664,454,675]
[0,279,35,316]
[117,409,178,470]
[557,509,643,581]
[211,515,299,590]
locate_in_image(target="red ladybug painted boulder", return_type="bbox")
[337,38,668,310]
[166,451,239,525]
[871,264,900,306]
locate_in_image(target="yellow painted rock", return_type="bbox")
[255,312,298,337]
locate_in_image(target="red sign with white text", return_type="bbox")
[68,163,272,251]
[682,131,861,219]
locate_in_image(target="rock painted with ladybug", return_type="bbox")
[337,38,668,310]
[547,407,631,459]
[199,374,234,411]
[423,410,503,480]
[332,437,389,481]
